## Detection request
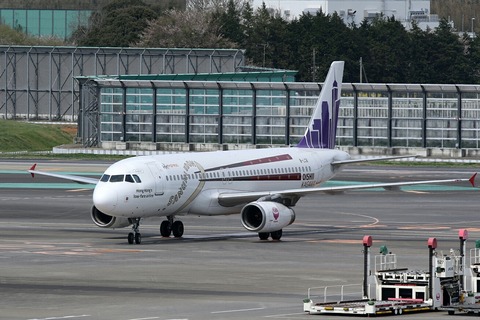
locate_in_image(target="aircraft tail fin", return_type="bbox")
[297,61,344,149]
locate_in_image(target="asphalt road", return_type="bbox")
[0,160,478,320]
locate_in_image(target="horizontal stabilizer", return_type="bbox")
[332,155,418,167]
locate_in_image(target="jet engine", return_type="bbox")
[240,201,295,233]
[91,205,131,229]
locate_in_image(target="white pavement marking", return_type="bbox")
[28,315,91,320]
[211,307,265,314]
[129,317,160,320]
[264,312,306,318]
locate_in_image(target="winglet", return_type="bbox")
[29,163,37,178]
[469,173,477,187]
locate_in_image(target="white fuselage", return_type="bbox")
[92,147,350,219]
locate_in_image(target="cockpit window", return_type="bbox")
[109,174,125,182]
[100,174,141,183]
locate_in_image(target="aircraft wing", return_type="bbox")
[28,164,99,185]
[217,174,477,207]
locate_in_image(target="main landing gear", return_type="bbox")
[128,218,142,244]
[258,229,283,241]
[160,216,184,238]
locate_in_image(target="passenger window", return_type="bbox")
[125,175,135,183]
[133,175,142,183]
[110,175,124,182]
[100,174,110,182]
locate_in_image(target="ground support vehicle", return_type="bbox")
[439,231,480,315]
[304,232,473,316]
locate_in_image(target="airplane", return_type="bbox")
[29,61,477,244]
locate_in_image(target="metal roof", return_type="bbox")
[81,79,480,94]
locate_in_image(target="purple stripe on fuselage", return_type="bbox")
[198,173,302,182]
[201,154,293,173]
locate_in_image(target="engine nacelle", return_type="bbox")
[241,201,295,233]
[91,205,131,229]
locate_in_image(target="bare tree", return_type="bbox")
[137,8,236,48]
[186,0,247,12]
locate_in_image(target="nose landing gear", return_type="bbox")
[127,218,142,244]
[126,217,185,244]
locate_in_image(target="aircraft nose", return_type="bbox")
[93,184,118,214]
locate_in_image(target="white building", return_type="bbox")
[251,0,439,30]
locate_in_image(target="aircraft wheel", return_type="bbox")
[271,229,283,240]
[258,232,269,240]
[135,232,142,244]
[128,232,135,244]
[172,221,184,238]
[160,220,172,237]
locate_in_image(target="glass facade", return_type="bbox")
[92,81,480,149]
[100,88,123,142]
[0,9,91,39]
[222,90,253,144]
[156,89,187,143]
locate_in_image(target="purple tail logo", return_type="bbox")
[297,79,340,149]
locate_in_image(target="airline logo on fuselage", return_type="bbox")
[162,163,179,169]
[166,160,201,207]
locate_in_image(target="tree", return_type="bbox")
[68,0,480,84]
[0,24,65,45]
[187,0,241,11]
[72,0,158,47]
[138,8,236,48]
[211,0,244,47]
[358,16,411,83]
[466,33,480,83]
[242,3,275,67]
[428,19,471,83]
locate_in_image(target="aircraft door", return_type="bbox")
[146,162,164,196]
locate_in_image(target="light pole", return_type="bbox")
[472,17,475,38]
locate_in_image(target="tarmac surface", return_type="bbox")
[0,160,479,320]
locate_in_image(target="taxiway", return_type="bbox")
[0,160,478,320]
